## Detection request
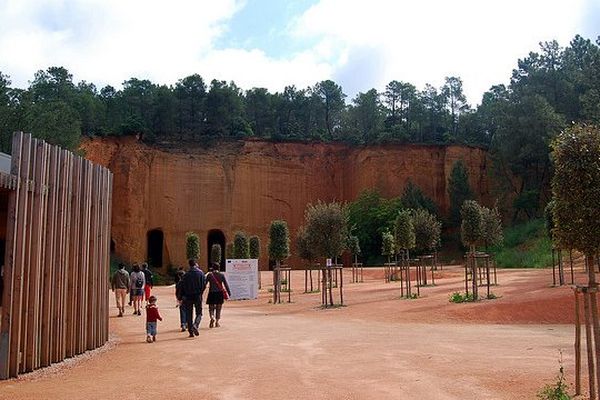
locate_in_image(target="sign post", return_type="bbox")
[225,259,259,300]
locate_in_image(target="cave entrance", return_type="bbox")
[207,229,226,271]
[147,229,164,269]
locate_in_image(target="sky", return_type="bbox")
[0,0,598,105]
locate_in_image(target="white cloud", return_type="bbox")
[292,0,587,103]
[0,0,592,104]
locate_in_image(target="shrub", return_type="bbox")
[185,231,200,261]
[210,244,222,265]
[249,235,260,259]
[233,231,250,259]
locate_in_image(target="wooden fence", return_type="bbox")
[0,132,113,379]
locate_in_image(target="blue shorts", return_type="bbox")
[132,289,144,297]
[146,322,157,336]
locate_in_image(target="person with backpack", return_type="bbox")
[111,263,130,317]
[205,262,231,328]
[130,263,145,316]
[179,259,206,337]
[141,262,154,304]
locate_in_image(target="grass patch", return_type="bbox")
[449,292,475,303]
[490,219,553,268]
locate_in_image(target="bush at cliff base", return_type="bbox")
[186,231,200,260]
[249,236,260,259]
[233,231,250,259]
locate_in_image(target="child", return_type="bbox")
[145,295,162,343]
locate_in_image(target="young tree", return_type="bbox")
[461,200,483,298]
[268,220,290,303]
[233,231,250,259]
[480,206,503,251]
[296,225,316,266]
[303,201,349,306]
[347,235,361,264]
[460,200,483,251]
[186,232,200,261]
[210,243,222,265]
[551,123,600,284]
[412,209,442,254]
[394,209,416,261]
[448,160,474,226]
[381,230,395,264]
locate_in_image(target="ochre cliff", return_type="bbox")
[81,137,489,270]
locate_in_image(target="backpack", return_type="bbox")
[134,274,144,289]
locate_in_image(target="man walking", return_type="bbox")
[179,259,206,337]
[111,263,130,317]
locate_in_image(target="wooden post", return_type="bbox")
[552,248,556,286]
[0,132,25,379]
[584,290,597,400]
[575,289,582,396]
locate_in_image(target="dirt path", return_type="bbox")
[0,267,579,399]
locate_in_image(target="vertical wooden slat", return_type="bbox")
[86,164,97,350]
[105,172,113,343]
[40,145,58,367]
[80,161,92,354]
[59,152,74,361]
[20,138,38,373]
[25,140,47,371]
[10,133,31,377]
[0,132,24,379]
[66,156,81,358]
[51,150,67,363]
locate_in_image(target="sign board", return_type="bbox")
[326,258,332,267]
[225,259,259,300]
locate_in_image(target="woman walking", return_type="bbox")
[130,263,145,315]
[205,262,231,328]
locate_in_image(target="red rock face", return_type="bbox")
[82,137,489,270]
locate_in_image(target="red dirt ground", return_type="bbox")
[0,265,588,399]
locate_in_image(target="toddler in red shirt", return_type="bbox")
[145,295,162,343]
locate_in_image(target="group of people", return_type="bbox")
[175,259,232,338]
[110,262,154,317]
[110,258,231,342]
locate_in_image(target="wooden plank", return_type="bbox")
[80,161,92,354]
[51,150,67,363]
[40,145,58,367]
[58,152,74,361]
[86,164,97,350]
[66,156,81,358]
[19,138,38,373]
[104,171,113,343]
[9,133,31,377]
[0,132,24,379]
[24,140,47,371]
